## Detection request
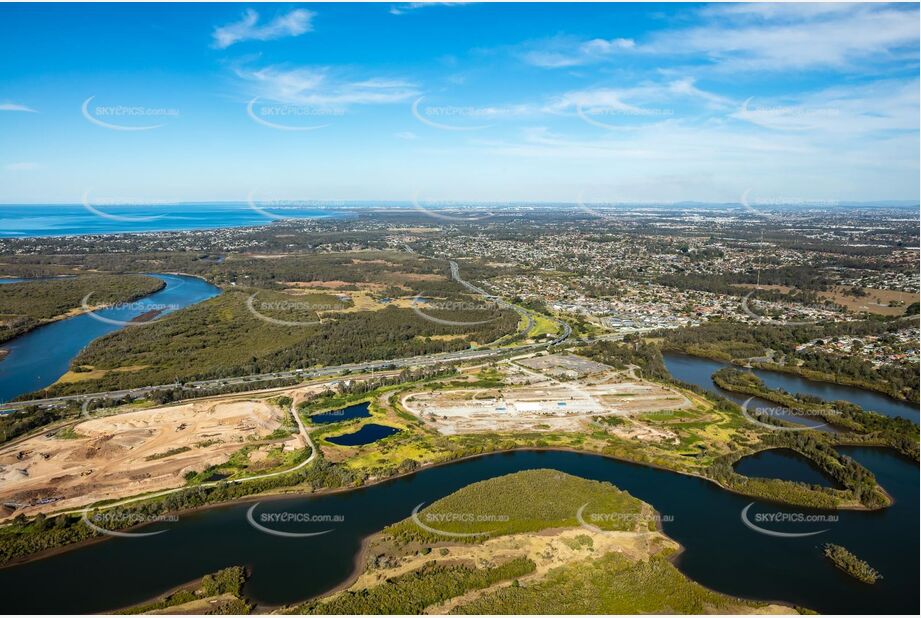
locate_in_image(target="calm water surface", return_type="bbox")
[734,448,838,487]
[310,402,372,424]
[0,448,915,614]
[0,204,343,238]
[662,352,918,421]
[0,274,219,402]
[326,423,399,445]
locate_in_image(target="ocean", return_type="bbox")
[0,203,344,238]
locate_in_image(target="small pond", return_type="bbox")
[310,402,371,424]
[326,423,400,446]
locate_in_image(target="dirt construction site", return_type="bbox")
[401,353,691,437]
[0,396,300,521]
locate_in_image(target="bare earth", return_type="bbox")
[0,398,295,520]
[402,355,690,437]
[319,526,795,615]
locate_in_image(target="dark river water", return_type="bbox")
[309,402,372,424]
[0,274,220,403]
[0,447,915,615]
[0,349,915,614]
[662,352,918,421]
[326,423,400,446]
[734,448,839,488]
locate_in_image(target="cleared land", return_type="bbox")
[401,354,690,436]
[0,396,299,519]
[818,286,918,316]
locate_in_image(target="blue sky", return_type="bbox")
[1,2,918,204]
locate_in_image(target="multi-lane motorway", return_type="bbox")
[3,258,571,411]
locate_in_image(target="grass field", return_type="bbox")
[304,470,795,615]
[385,469,648,544]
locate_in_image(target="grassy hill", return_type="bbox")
[296,470,795,615]
[385,469,649,544]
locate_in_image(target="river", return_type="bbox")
[0,274,220,403]
[662,352,918,421]
[0,344,915,614]
[0,446,915,615]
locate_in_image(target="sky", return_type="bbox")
[1,2,919,205]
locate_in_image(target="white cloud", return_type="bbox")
[0,102,37,112]
[390,3,467,16]
[5,162,40,171]
[645,3,919,72]
[213,9,315,49]
[547,78,732,119]
[732,80,919,134]
[519,4,918,73]
[236,65,419,106]
[520,36,636,68]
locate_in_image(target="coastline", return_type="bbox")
[0,205,347,241]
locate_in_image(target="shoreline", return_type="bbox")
[118,485,804,616]
[0,274,168,351]
[663,347,918,406]
[0,441,890,572]
[0,208,350,242]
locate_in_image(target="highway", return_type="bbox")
[3,258,571,411]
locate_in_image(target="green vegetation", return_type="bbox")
[713,367,919,459]
[33,289,516,398]
[579,339,670,381]
[53,426,84,440]
[709,430,890,509]
[0,406,67,444]
[385,469,647,544]
[119,566,251,614]
[660,319,919,403]
[145,446,192,461]
[292,558,536,614]
[0,274,164,343]
[0,458,361,566]
[453,552,771,614]
[823,544,882,584]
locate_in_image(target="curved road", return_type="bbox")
[69,399,316,517]
[12,255,579,518]
[5,259,570,411]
